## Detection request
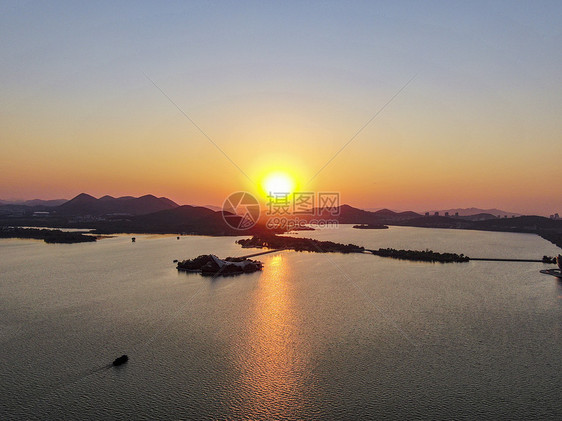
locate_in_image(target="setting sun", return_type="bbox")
[262,172,295,196]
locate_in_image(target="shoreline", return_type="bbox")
[0,227,97,244]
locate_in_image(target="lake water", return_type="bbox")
[1,226,561,420]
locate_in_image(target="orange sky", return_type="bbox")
[1,2,560,215]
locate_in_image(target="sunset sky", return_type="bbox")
[1,1,561,215]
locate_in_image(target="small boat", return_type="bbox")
[112,355,129,366]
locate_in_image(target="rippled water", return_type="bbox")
[1,226,561,420]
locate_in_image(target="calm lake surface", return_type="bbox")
[1,226,561,420]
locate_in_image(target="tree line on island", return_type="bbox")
[352,223,389,229]
[176,254,263,276]
[236,234,470,263]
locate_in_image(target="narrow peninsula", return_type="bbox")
[236,234,469,263]
[237,234,364,253]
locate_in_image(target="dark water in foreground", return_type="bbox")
[1,226,561,420]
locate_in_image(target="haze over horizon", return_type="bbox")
[1,1,561,215]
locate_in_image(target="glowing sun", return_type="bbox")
[262,172,295,195]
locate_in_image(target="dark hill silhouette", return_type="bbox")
[337,205,381,223]
[56,193,179,216]
[132,205,233,234]
[91,205,269,236]
[373,208,398,217]
[394,214,562,248]
[292,205,421,224]
[344,206,418,222]
[60,193,97,208]
[397,211,421,219]
[283,204,379,224]
[459,213,499,221]
[133,205,215,225]
[475,215,562,231]
[396,214,562,231]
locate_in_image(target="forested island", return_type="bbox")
[369,248,469,263]
[0,227,97,243]
[237,234,365,253]
[237,234,470,262]
[177,254,263,275]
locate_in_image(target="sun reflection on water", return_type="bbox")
[229,254,307,418]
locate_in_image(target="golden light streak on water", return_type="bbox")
[230,254,307,418]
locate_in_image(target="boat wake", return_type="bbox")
[540,269,562,279]
[83,363,114,375]
[12,362,119,417]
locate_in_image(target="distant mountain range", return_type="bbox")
[0,193,260,236]
[56,193,179,216]
[328,205,421,223]
[0,197,533,219]
[281,205,421,224]
[0,194,560,247]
